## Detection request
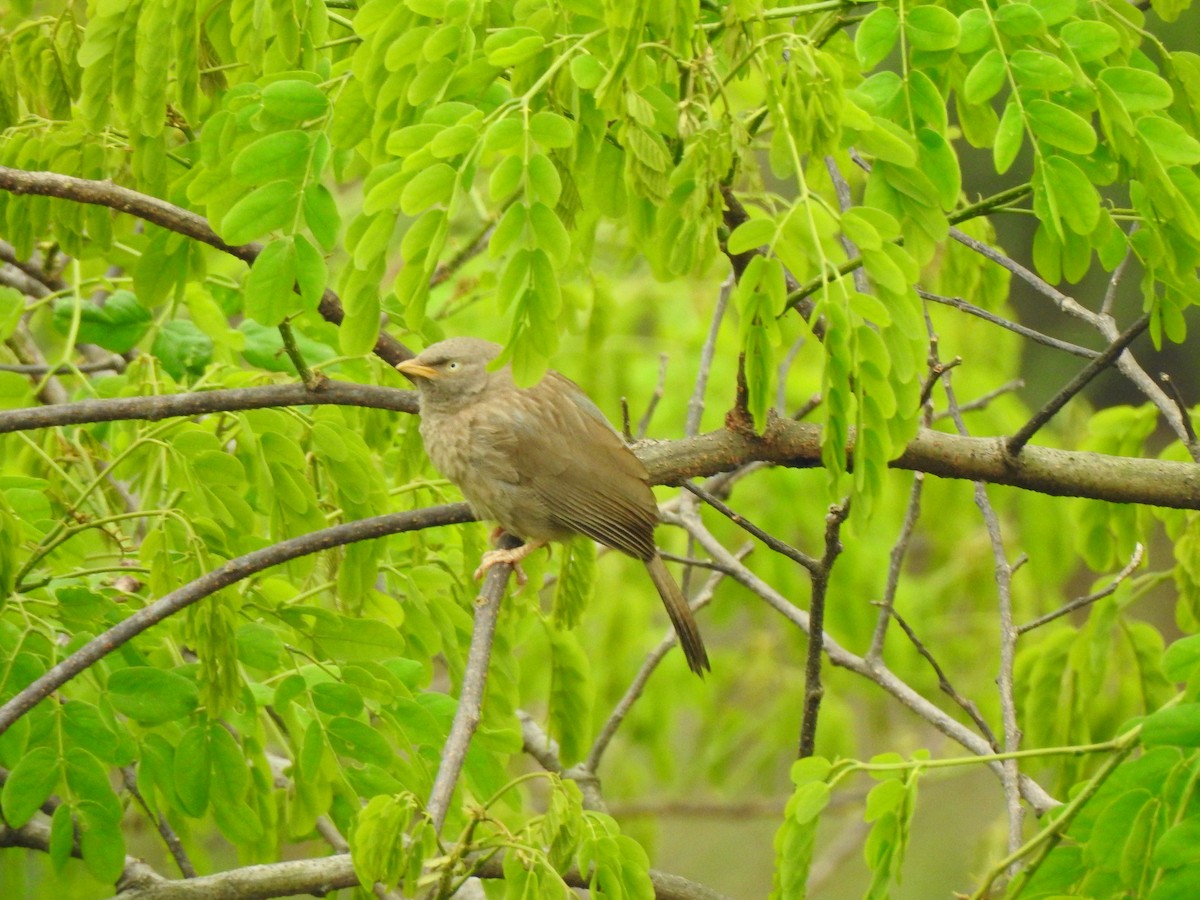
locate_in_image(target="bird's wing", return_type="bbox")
[477,373,659,558]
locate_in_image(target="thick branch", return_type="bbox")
[3,382,1197,509]
[638,420,1200,510]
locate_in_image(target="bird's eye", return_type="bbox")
[447,361,459,370]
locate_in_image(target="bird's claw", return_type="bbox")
[474,548,529,586]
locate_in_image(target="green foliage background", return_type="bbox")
[0,0,1200,897]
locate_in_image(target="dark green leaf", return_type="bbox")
[51,290,151,353]
[244,237,300,326]
[1,745,59,827]
[107,667,199,724]
[1142,704,1200,746]
[152,320,214,380]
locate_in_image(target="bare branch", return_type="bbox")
[1017,543,1145,635]
[635,353,670,440]
[682,480,819,572]
[1007,312,1150,456]
[798,501,849,758]
[0,380,416,434]
[919,289,1099,359]
[425,533,520,833]
[867,472,924,662]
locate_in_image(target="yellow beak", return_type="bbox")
[395,359,439,380]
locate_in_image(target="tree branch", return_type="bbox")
[425,533,519,833]
[0,166,414,367]
[0,504,475,736]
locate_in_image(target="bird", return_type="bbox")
[396,337,711,675]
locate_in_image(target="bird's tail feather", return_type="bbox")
[644,554,711,676]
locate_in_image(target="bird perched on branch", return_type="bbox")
[396,337,710,676]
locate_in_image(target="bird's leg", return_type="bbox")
[474,539,547,586]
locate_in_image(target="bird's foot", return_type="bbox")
[474,540,546,586]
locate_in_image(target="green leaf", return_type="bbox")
[1,745,59,827]
[309,613,405,662]
[107,666,199,724]
[303,184,340,250]
[728,217,777,254]
[1061,21,1121,61]
[52,290,152,353]
[231,130,312,185]
[995,2,1046,36]
[220,180,301,245]
[963,49,1007,105]
[858,118,918,166]
[261,79,329,120]
[529,111,574,148]
[1010,49,1076,92]
[856,7,899,69]
[152,320,214,380]
[1098,67,1174,112]
[173,725,211,816]
[483,26,544,66]
[1142,704,1200,746]
[1164,634,1200,681]
[528,202,570,265]
[1027,99,1096,154]
[1042,155,1100,235]
[1154,817,1200,867]
[904,6,960,51]
[553,535,595,630]
[570,54,605,89]
[400,162,456,215]
[327,716,394,767]
[1137,117,1200,164]
[244,237,300,326]
[0,286,23,341]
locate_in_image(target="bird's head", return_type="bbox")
[395,337,504,408]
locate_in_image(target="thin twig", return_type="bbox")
[1017,543,1144,635]
[867,472,924,662]
[1007,312,1151,456]
[682,480,819,572]
[939,351,1024,856]
[635,353,670,439]
[277,321,319,388]
[1158,374,1198,446]
[798,501,849,758]
[0,358,126,375]
[919,289,1099,359]
[884,608,999,750]
[122,766,197,878]
[0,380,417,434]
[931,380,1024,423]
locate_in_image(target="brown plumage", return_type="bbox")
[396,337,710,676]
